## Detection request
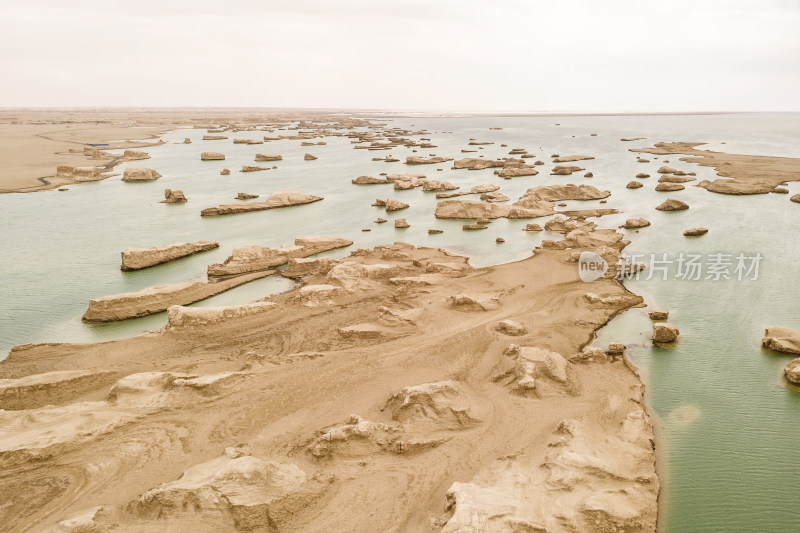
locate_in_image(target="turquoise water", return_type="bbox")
[2,113,799,531]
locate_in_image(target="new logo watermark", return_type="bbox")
[578,251,608,282]
[579,251,763,282]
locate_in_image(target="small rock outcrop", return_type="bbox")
[133,453,310,531]
[552,155,595,163]
[649,310,669,320]
[220,168,230,175]
[241,165,270,172]
[201,152,225,160]
[255,153,283,161]
[497,319,527,336]
[161,189,187,203]
[304,153,318,160]
[550,165,585,175]
[683,227,708,236]
[656,182,686,192]
[406,156,451,165]
[122,150,150,160]
[652,323,680,343]
[784,359,800,384]
[627,181,643,189]
[607,343,626,354]
[656,199,690,211]
[422,180,458,192]
[373,198,409,212]
[122,167,162,182]
[352,175,389,185]
[56,165,103,182]
[622,218,651,229]
[762,327,800,355]
[394,218,410,228]
[520,184,610,202]
[452,158,504,170]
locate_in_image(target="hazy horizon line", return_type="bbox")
[2,106,799,117]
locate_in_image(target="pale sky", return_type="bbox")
[1,0,799,112]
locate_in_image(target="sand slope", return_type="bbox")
[0,223,658,532]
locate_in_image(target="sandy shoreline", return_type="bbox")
[0,108,337,192]
[0,223,659,531]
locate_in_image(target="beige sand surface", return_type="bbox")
[0,121,168,192]
[0,108,377,192]
[0,220,659,532]
[632,141,800,195]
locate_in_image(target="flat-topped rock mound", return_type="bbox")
[495,166,538,178]
[622,218,651,229]
[550,165,585,175]
[352,175,390,184]
[405,156,451,165]
[201,190,323,217]
[55,165,105,182]
[82,271,271,322]
[208,236,353,277]
[0,370,114,410]
[167,302,278,328]
[200,151,225,160]
[683,227,708,236]
[552,154,595,163]
[122,150,150,160]
[121,167,161,182]
[656,182,685,192]
[254,153,282,161]
[121,241,219,271]
[521,183,610,201]
[422,179,458,191]
[435,197,554,219]
[241,165,269,172]
[453,157,504,170]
